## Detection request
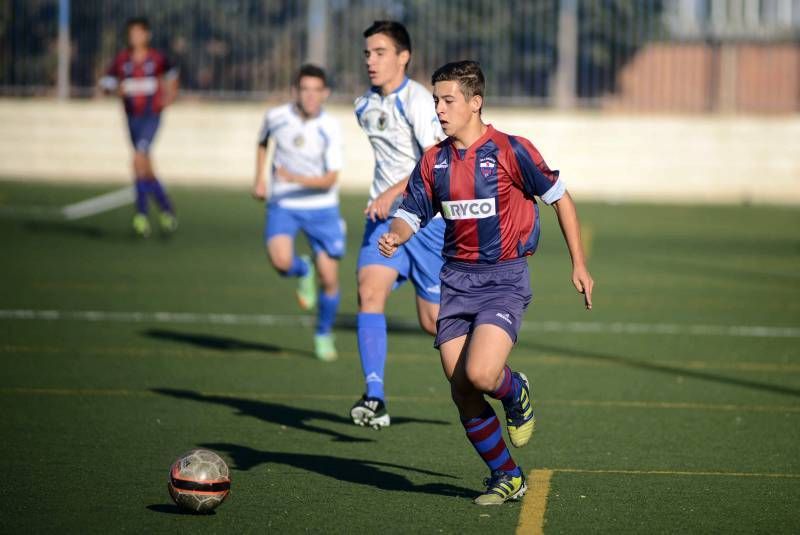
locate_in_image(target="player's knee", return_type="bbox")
[268,252,293,274]
[358,284,388,310]
[465,365,499,393]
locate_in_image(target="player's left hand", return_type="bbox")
[378,232,401,257]
[572,264,594,310]
[365,190,396,222]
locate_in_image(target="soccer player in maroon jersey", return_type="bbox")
[100,17,179,237]
[378,61,594,505]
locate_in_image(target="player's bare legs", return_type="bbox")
[267,235,296,274]
[357,264,396,313]
[440,325,513,416]
[440,325,531,504]
[267,237,340,361]
[415,295,438,336]
[315,250,339,297]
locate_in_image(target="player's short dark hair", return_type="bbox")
[294,64,327,87]
[363,20,411,54]
[126,17,150,32]
[432,60,485,104]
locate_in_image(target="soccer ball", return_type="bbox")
[168,449,231,513]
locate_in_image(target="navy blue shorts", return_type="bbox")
[434,257,532,348]
[127,113,161,153]
[265,203,346,259]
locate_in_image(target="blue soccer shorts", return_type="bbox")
[357,216,445,303]
[127,113,161,154]
[264,203,346,259]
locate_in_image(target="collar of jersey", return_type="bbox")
[370,76,409,97]
[451,124,495,160]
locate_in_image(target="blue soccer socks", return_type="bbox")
[316,291,340,335]
[357,312,387,400]
[149,178,174,214]
[134,178,150,214]
[281,256,309,278]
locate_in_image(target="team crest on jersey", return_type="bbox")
[123,62,133,75]
[377,112,388,131]
[293,134,305,147]
[143,61,155,75]
[479,157,496,177]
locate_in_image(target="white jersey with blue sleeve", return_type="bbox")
[354,77,444,211]
[258,103,342,210]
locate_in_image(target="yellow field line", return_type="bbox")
[517,469,553,535]
[545,399,800,413]
[1,387,798,414]
[551,467,800,479]
[516,466,800,534]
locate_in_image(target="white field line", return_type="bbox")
[0,187,134,221]
[61,187,134,220]
[0,308,799,339]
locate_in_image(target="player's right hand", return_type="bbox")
[252,180,266,201]
[364,190,396,222]
[378,232,401,258]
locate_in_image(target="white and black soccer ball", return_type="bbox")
[168,449,231,513]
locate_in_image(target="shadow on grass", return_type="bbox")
[23,220,111,240]
[520,340,800,399]
[154,388,448,446]
[143,328,316,358]
[146,503,215,516]
[202,442,474,499]
[153,388,371,443]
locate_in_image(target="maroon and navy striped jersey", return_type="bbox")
[396,124,565,263]
[104,49,176,116]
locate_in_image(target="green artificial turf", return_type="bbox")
[0,181,798,534]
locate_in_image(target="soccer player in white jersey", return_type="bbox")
[252,64,344,362]
[350,21,446,428]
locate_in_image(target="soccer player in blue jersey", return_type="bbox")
[350,21,446,428]
[379,61,594,504]
[99,17,179,237]
[252,64,344,362]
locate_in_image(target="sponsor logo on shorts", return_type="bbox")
[441,198,496,220]
[495,312,513,325]
[425,284,441,294]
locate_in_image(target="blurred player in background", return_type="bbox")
[379,61,594,505]
[99,17,179,237]
[252,64,344,362]
[350,21,445,428]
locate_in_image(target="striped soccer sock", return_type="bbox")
[462,403,521,475]
[488,365,521,407]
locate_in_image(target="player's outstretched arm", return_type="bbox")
[378,217,415,258]
[252,145,268,200]
[552,191,594,310]
[274,167,338,190]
